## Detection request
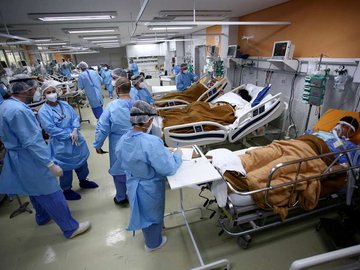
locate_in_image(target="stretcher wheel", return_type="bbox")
[237,235,251,249]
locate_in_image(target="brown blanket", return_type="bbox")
[155,83,208,107]
[158,101,236,133]
[223,139,329,219]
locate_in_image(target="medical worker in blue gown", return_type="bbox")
[38,80,99,201]
[77,61,104,119]
[114,100,182,252]
[131,74,154,104]
[93,77,135,206]
[101,64,114,99]
[128,58,139,76]
[0,74,90,238]
[175,63,199,91]
[111,67,139,101]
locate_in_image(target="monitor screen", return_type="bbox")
[227,45,239,58]
[0,61,8,68]
[273,42,288,57]
[20,60,27,67]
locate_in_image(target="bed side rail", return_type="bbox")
[155,99,190,110]
[225,147,360,209]
[289,244,360,270]
[228,93,284,142]
[198,78,228,103]
[163,121,228,147]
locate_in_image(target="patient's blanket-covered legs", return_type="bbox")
[224,140,329,219]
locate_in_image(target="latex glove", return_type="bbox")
[48,164,63,177]
[96,148,108,154]
[70,128,79,146]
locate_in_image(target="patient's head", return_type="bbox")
[333,116,359,138]
[238,89,252,102]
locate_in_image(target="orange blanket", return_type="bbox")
[223,140,328,219]
[158,101,236,133]
[155,83,208,107]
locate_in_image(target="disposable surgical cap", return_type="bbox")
[180,63,188,69]
[111,68,127,78]
[130,100,157,125]
[41,80,61,95]
[77,61,88,70]
[9,74,37,94]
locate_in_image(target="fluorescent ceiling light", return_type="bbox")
[34,39,52,42]
[37,42,67,46]
[82,36,118,40]
[145,21,291,27]
[64,28,116,34]
[149,26,194,30]
[98,43,119,46]
[137,33,176,37]
[30,12,116,22]
[91,40,119,43]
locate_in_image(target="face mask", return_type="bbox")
[332,124,347,138]
[111,80,116,87]
[183,70,188,74]
[104,67,108,71]
[46,93,58,102]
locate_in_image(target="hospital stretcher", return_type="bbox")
[212,147,360,249]
[152,84,286,147]
[154,76,229,109]
[206,109,360,249]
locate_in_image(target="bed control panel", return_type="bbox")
[194,125,204,133]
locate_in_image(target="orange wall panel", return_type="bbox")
[237,0,360,58]
[206,25,222,55]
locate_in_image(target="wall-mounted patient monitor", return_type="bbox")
[271,41,295,60]
[227,45,240,58]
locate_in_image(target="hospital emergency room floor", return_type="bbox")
[0,93,346,270]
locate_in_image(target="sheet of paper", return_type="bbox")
[181,148,194,161]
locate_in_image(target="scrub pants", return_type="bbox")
[60,162,89,190]
[113,175,127,201]
[106,83,114,98]
[29,190,79,238]
[143,223,163,248]
[92,106,103,119]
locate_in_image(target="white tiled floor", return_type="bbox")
[0,94,336,270]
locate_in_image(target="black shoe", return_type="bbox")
[79,179,99,189]
[113,197,129,206]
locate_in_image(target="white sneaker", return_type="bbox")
[69,221,91,239]
[144,236,167,252]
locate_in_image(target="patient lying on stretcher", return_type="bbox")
[223,116,360,219]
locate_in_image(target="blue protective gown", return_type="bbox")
[93,98,135,175]
[0,98,60,196]
[115,130,182,230]
[101,69,114,95]
[77,69,103,108]
[172,65,180,75]
[130,86,140,101]
[129,63,139,76]
[135,86,154,104]
[38,100,90,171]
[175,72,199,91]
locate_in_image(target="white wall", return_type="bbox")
[74,47,127,68]
[126,44,165,58]
[184,29,207,68]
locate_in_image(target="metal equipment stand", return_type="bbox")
[166,188,230,270]
[74,93,90,124]
[9,195,33,219]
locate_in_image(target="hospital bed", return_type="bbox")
[206,109,360,249]
[152,83,286,147]
[154,76,229,108]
